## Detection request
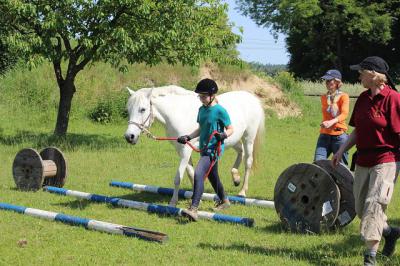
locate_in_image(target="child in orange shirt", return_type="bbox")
[314,69,349,165]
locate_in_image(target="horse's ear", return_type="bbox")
[126,87,135,95]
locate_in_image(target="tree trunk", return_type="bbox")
[335,30,343,73]
[54,80,76,136]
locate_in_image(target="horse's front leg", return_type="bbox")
[169,146,191,207]
[186,156,195,186]
[239,140,254,197]
[231,142,244,187]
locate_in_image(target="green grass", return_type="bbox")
[1,64,400,265]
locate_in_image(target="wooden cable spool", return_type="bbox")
[274,161,355,234]
[274,163,341,234]
[12,147,67,191]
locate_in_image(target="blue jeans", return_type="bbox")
[314,133,349,165]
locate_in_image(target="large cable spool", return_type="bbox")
[274,163,341,234]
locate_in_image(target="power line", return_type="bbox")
[237,45,286,50]
[244,38,281,42]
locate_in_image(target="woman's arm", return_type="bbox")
[332,129,357,166]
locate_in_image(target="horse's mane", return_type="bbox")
[127,85,195,111]
[150,85,195,97]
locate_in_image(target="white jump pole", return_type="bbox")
[44,186,255,227]
[0,202,168,243]
[110,180,274,208]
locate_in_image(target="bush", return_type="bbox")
[88,92,129,124]
[89,101,114,124]
[274,71,302,95]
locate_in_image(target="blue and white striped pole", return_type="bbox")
[44,186,254,227]
[0,202,168,243]
[110,180,275,208]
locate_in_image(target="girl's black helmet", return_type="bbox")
[195,78,218,95]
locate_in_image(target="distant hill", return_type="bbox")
[247,62,287,77]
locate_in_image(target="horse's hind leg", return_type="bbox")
[231,142,243,187]
[186,156,195,186]
[238,138,254,197]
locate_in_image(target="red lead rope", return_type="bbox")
[155,130,222,180]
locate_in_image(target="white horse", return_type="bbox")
[124,85,265,206]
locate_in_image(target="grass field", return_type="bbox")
[0,64,399,265]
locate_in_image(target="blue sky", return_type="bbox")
[225,0,289,65]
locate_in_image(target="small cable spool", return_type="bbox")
[12,147,67,191]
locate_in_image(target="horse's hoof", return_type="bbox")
[233,180,241,187]
[169,201,177,207]
[238,192,246,197]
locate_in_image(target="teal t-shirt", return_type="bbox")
[197,104,231,156]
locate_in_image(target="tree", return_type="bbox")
[236,0,400,81]
[0,25,17,75]
[0,0,240,135]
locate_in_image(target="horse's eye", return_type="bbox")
[139,108,146,113]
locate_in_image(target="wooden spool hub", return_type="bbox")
[274,163,340,234]
[12,147,67,191]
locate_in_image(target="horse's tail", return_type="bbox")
[252,104,265,170]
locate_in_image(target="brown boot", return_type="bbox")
[213,198,230,211]
[181,206,198,222]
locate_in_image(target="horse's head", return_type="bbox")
[124,87,154,144]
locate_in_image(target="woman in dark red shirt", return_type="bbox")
[333,56,400,266]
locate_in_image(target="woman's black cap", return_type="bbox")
[350,56,397,90]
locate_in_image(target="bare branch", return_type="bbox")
[74,44,100,73]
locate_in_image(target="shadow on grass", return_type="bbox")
[262,222,287,233]
[260,221,356,235]
[198,234,362,265]
[0,130,126,150]
[112,192,172,205]
[55,199,92,210]
[199,234,400,265]
[51,191,171,209]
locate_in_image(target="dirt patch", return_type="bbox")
[199,65,301,118]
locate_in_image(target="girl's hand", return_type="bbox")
[320,119,336,129]
[177,135,191,144]
[215,132,227,141]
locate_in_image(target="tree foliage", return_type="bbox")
[0,0,240,135]
[237,0,400,81]
[0,25,17,75]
